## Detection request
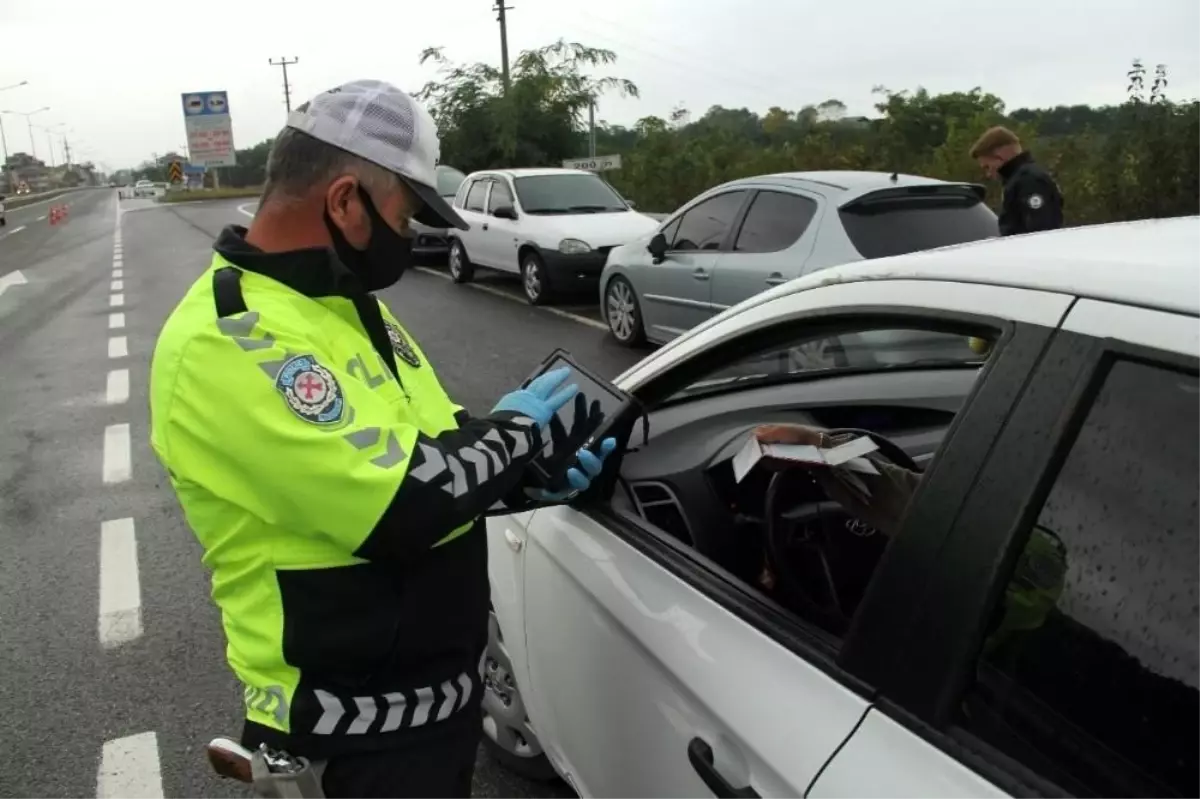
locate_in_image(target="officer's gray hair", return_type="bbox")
[260,125,401,207]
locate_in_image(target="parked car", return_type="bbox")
[601,171,1000,347]
[132,179,155,198]
[483,217,1199,799]
[410,165,468,261]
[448,167,659,305]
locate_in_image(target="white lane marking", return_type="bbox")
[237,202,256,218]
[37,215,47,221]
[112,258,123,267]
[97,730,163,798]
[109,312,125,329]
[102,423,132,484]
[111,279,124,291]
[0,269,28,298]
[0,223,26,241]
[110,293,124,307]
[106,369,130,405]
[113,268,124,279]
[108,336,128,359]
[98,518,143,649]
[412,266,608,331]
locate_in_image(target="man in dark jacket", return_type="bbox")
[971,126,1064,236]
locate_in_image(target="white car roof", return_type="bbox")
[472,168,596,179]
[765,216,1200,317]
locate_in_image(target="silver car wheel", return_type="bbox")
[449,243,463,279]
[481,611,544,760]
[522,259,542,303]
[606,280,637,341]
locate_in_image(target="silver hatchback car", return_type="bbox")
[600,171,999,346]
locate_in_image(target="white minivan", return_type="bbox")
[447,168,659,305]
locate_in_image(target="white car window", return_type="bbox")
[487,179,514,213]
[464,179,489,212]
[670,327,984,402]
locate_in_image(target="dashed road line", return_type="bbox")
[111,279,124,292]
[113,268,124,279]
[97,730,163,798]
[109,312,125,329]
[98,518,143,649]
[102,423,131,484]
[107,369,130,405]
[0,223,26,241]
[110,293,125,307]
[108,336,128,359]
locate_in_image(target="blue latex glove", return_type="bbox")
[534,437,619,502]
[492,367,579,430]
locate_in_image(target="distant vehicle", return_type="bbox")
[410,165,467,261]
[133,180,155,198]
[600,171,1000,346]
[448,167,660,305]
[15,182,30,196]
[0,195,5,227]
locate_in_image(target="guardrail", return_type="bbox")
[3,186,98,210]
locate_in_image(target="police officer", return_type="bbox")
[970,126,1064,236]
[149,80,616,798]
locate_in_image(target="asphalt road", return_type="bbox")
[0,192,647,798]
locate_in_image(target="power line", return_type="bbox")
[268,57,300,112]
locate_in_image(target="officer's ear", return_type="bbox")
[325,176,370,248]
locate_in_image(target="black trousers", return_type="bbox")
[320,715,481,798]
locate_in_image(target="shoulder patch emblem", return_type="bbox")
[384,321,422,368]
[1027,193,1044,210]
[276,354,345,425]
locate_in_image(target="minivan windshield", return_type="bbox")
[840,199,999,259]
[436,166,467,199]
[513,173,628,214]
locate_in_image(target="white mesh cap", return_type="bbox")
[286,79,468,230]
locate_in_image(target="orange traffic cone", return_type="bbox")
[49,206,59,225]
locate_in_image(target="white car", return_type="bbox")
[447,168,659,305]
[133,179,155,198]
[483,217,1200,798]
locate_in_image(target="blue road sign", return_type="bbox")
[181,91,231,117]
[183,163,206,175]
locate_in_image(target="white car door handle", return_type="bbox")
[765,272,786,286]
[693,268,709,281]
[504,528,524,553]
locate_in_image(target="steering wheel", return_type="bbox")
[763,429,919,634]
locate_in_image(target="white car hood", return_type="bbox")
[538,211,659,248]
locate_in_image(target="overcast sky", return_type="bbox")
[2,0,1197,171]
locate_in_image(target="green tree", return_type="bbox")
[415,39,638,172]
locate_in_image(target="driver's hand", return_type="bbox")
[752,423,920,537]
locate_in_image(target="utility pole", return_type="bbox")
[269,57,300,112]
[588,100,596,157]
[492,0,513,92]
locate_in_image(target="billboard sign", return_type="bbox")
[182,90,236,168]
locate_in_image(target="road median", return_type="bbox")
[157,187,262,204]
[4,187,94,210]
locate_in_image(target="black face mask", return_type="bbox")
[324,185,414,291]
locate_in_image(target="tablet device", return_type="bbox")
[520,349,634,491]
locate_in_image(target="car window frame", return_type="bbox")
[851,319,1200,797]
[487,177,515,215]
[576,301,1049,694]
[662,189,751,253]
[463,177,493,213]
[731,189,821,255]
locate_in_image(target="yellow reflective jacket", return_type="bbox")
[149,226,541,758]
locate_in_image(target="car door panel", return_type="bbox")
[710,190,823,313]
[482,177,522,273]
[807,708,1007,798]
[521,505,870,798]
[458,178,493,265]
[641,190,750,340]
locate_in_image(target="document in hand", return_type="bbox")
[732,433,881,484]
